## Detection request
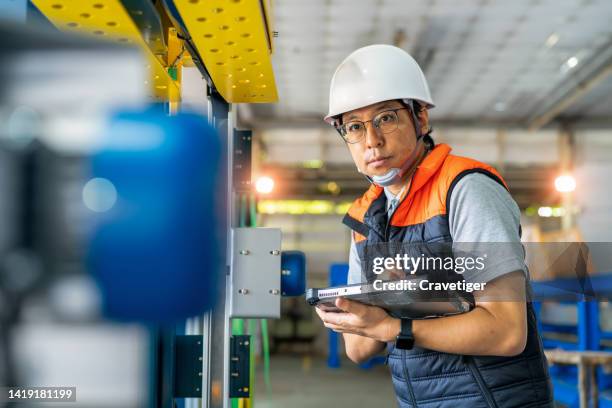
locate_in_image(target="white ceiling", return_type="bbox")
[260,0,612,124]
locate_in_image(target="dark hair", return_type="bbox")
[402,100,435,149]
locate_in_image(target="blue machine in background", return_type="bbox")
[87,107,223,323]
[281,251,306,297]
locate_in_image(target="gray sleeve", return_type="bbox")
[448,173,527,284]
[347,235,363,285]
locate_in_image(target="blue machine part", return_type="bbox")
[87,106,223,323]
[327,263,348,369]
[280,250,306,296]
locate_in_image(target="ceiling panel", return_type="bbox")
[251,0,612,124]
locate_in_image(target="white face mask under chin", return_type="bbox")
[360,138,425,187]
[371,168,402,187]
[356,163,401,186]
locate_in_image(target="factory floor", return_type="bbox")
[254,355,397,407]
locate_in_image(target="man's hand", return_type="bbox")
[314,298,400,343]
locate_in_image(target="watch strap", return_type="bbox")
[401,317,413,337]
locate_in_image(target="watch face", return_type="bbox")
[395,336,415,350]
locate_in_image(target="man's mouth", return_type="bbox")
[367,156,392,168]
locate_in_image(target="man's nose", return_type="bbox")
[364,122,384,148]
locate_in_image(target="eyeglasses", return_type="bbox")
[336,107,410,144]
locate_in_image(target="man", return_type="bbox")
[315,45,553,407]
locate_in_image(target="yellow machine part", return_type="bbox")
[31,0,180,102]
[173,0,278,103]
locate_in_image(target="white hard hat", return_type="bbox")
[324,44,435,125]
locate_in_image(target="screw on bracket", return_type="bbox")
[238,288,249,295]
[269,289,280,295]
[270,250,280,255]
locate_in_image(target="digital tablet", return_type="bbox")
[306,279,474,319]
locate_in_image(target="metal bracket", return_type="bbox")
[230,228,281,318]
[173,335,203,398]
[229,335,250,398]
[233,130,252,192]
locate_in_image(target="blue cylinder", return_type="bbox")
[86,106,223,323]
[281,250,306,296]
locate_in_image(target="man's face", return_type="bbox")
[341,100,425,178]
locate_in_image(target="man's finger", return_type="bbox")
[323,310,349,326]
[314,307,326,320]
[336,298,368,317]
[324,322,348,332]
[324,322,362,336]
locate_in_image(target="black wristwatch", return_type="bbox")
[395,318,415,350]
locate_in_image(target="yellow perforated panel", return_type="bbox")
[31,0,180,102]
[173,0,278,103]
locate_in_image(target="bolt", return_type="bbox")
[281,269,291,276]
[270,250,280,255]
[239,250,250,255]
[238,288,249,294]
[269,289,280,295]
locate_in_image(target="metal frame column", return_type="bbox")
[201,88,235,408]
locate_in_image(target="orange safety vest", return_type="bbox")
[344,143,507,245]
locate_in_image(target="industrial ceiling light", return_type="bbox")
[560,56,579,74]
[566,56,579,68]
[554,174,576,193]
[545,33,559,48]
[537,206,553,217]
[255,176,275,194]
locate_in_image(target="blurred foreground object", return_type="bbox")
[88,107,222,322]
[0,19,222,406]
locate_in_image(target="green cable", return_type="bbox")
[232,194,248,408]
[232,305,244,408]
[239,193,247,228]
[249,193,257,227]
[234,194,247,337]
[249,193,272,395]
[260,319,271,394]
[232,193,271,407]
[247,194,257,407]
[248,319,257,405]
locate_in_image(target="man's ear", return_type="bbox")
[418,108,429,135]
